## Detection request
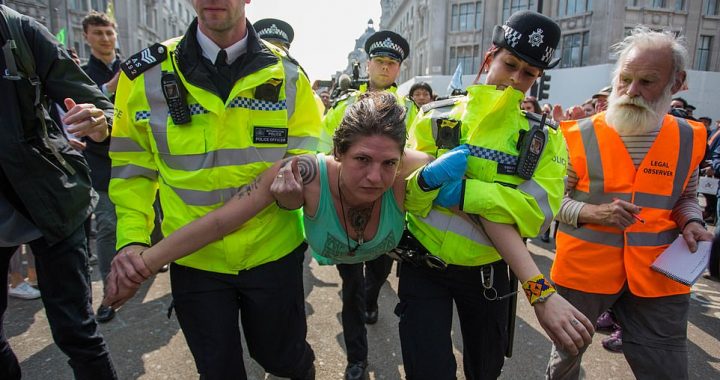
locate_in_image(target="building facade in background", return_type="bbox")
[380,0,720,84]
[4,0,193,62]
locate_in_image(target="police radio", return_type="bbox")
[435,118,461,150]
[516,112,548,180]
[161,72,191,125]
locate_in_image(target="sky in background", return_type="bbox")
[247,0,382,81]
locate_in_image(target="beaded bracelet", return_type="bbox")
[522,273,557,305]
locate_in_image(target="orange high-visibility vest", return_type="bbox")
[552,113,706,297]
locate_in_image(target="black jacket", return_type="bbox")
[81,54,121,191]
[0,6,113,245]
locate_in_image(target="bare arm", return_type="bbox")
[461,213,594,355]
[104,155,317,308]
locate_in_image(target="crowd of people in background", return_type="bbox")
[2,2,718,380]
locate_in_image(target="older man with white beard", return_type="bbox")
[546,27,712,380]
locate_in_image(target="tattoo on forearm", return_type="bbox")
[235,176,261,200]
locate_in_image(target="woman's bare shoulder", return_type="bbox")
[399,149,433,178]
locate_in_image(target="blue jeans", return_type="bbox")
[0,224,117,380]
[94,191,117,288]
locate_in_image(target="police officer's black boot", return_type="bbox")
[345,361,367,380]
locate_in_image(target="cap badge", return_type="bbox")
[501,25,522,48]
[528,28,544,48]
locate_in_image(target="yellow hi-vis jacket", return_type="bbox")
[318,83,418,153]
[109,36,321,274]
[405,85,568,266]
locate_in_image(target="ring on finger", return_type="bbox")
[570,318,580,326]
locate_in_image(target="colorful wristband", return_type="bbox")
[522,274,557,305]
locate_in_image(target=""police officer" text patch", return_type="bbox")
[253,127,288,144]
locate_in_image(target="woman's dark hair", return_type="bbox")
[409,82,433,98]
[333,91,406,156]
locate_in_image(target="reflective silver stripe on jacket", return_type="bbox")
[159,148,285,171]
[558,223,624,248]
[111,164,158,180]
[574,117,694,210]
[145,64,171,153]
[288,136,318,152]
[420,209,493,246]
[518,179,554,233]
[110,137,145,153]
[281,57,299,120]
[169,185,238,206]
[558,223,679,248]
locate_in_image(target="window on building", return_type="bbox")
[475,1,484,29]
[695,35,713,70]
[90,0,107,12]
[68,0,84,10]
[451,2,483,31]
[627,0,639,6]
[449,45,480,75]
[558,0,592,16]
[502,0,536,21]
[651,0,667,8]
[675,0,686,10]
[704,0,719,15]
[560,31,590,68]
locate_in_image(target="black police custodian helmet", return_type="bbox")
[254,18,294,47]
[364,30,410,62]
[492,10,561,69]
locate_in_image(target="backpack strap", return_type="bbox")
[0,6,75,175]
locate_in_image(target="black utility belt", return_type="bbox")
[388,230,447,270]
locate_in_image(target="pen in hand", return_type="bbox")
[612,197,645,224]
[631,213,645,224]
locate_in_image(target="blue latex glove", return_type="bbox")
[435,180,463,208]
[420,145,470,189]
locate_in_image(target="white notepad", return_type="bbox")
[650,236,711,286]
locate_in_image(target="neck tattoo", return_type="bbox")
[338,169,376,254]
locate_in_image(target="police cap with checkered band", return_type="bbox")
[492,10,561,69]
[254,18,294,47]
[364,30,409,62]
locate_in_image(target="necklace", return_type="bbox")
[337,168,376,255]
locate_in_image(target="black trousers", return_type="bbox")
[170,244,314,380]
[336,254,393,364]
[396,260,510,380]
[0,225,117,380]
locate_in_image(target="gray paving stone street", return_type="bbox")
[7,238,720,379]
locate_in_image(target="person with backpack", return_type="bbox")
[0,4,118,379]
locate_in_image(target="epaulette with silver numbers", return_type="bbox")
[524,111,558,130]
[420,96,462,114]
[121,43,167,80]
